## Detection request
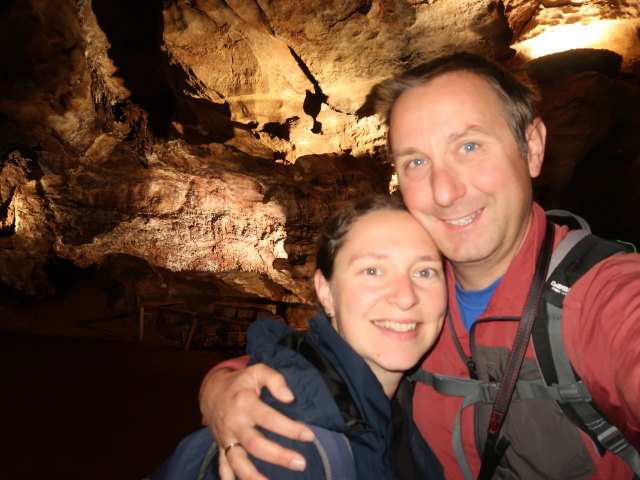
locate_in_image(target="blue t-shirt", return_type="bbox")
[456,276,503,331]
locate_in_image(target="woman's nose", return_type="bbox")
[387,275,418,310]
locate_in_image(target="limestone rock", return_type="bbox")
[0,0,639,318]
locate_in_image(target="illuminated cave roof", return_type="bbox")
[0,0,639,313]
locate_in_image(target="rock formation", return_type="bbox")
[1,0,639,324]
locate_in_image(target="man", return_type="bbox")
[199,52,640,479]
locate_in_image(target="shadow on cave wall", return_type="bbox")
[531,59,640,250]
[538,150,640,250]
[92,0,234,144]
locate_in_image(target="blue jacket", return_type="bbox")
[152,312,442,479]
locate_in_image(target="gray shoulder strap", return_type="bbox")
[545,209,591,230]
[546,229,590,280]
[409,369,590,480]
[542,230,640,476]
[196,443,218,480]
[309,424,356,480]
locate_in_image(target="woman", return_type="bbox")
[151,195,446,479]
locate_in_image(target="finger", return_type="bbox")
[241,365,314,442]
[218,451,236,480]
[225,443,269,480]
[252,401,314,443]
[249,364,295,403]
[237,424,307,472]
[227,387,314,443]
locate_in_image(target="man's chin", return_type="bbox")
[430,229,485,260]
[440,243,493,266]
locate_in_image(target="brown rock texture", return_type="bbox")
[1,0,639,320]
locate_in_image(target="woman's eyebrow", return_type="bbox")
[417,255,442,262]
[348,252,387,265]
[349,253,441,265]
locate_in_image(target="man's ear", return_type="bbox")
[526,117,546,178]
[314,270,335,318]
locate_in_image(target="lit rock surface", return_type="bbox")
[0,0,639,314]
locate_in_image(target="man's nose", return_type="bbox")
[431,164,465,207]
[388,275,418,310]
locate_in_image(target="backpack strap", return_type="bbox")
[545,209,591,231]
[476,221,555,480]
[410,368,594,480]
[309,424,356,480]
[532,229,640,475]
[196,441,218,480]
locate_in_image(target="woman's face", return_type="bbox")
[315,209,447,389]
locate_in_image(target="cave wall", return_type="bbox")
[0,0,639,314]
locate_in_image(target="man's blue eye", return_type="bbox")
[462,143,477,153]
[364,267,381,275]
[410,158,425,168]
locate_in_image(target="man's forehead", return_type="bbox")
[387,73,505,144]
[392,71,491,109]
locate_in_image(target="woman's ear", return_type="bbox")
[314,270,335,318]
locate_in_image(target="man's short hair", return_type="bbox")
[374,52,541,160]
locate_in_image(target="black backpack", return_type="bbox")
[533,211,639,474]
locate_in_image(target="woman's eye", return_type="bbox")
[363,267,382,276]
[461,142,477,153]
[415,268,436,278]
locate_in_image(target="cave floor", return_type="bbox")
[0,281,232,479]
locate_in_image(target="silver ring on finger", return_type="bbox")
[224,442,243,456]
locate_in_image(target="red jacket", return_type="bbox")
[414,203,640,479]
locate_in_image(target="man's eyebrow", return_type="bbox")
[389,147,422,162]
[390,125,491,161]
[446,125,490,143]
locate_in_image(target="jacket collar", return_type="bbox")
[306,313,393,437]
[247,312,393,439]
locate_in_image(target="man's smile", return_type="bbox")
[442,208,483,227]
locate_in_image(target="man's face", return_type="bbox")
[389,72,545,287]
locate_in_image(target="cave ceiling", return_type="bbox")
[0,0,639,314]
